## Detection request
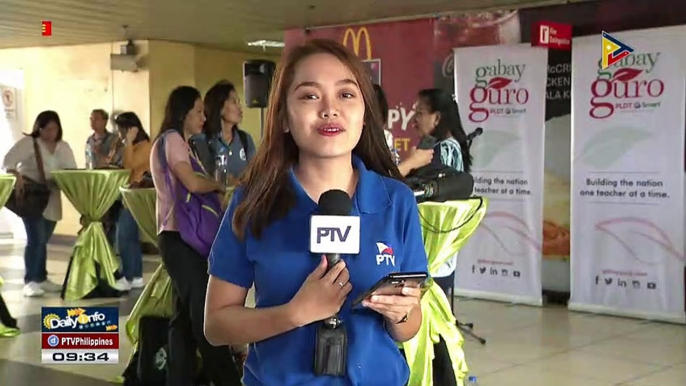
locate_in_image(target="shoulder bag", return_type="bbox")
[6,138,52,218]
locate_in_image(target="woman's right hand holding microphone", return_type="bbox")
[288,255,352,327]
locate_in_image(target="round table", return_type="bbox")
[402,197,488,386]
[119,187,172,350]
[51,169,131,301]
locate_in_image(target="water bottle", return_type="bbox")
[85,143,93,169]
[214,153,229,186]
[390,148,401,165]
[466,375,478,385]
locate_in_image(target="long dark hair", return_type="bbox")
[115,112,150,145]
[157,86,202,139]
[29,110,63,142]
[233,39,401,240]
[417,88,472,172]
[373,84,389,127]
[203,80,238,139]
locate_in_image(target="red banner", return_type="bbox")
[285,20,434,156]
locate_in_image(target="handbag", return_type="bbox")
[158,131,223,258]
[5,138,51,218]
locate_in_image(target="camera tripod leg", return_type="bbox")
[456,320,486,345]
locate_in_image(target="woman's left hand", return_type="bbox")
[125,127,138,144]
[362,286,422,324]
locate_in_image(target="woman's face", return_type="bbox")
[411,98,439,137]
[286,53,365,160]
[221,90,243,125]
[183,98,206,135]
[40,120,60,143]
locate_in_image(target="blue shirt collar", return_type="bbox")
[287,155,392,217]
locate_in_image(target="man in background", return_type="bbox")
[87,109,122,168]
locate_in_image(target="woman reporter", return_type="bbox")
[205,39,429,385]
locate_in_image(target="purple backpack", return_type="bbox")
[158,131,223,258]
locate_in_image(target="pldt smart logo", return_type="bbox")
[42,307,119,332]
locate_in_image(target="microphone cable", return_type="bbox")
[417,196,484,234]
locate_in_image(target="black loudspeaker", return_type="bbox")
[243,60,276,108]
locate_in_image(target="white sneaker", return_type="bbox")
[113,277,131,291]
[23,282,45,297]
[130,278,145,289]
[38,279,62,293]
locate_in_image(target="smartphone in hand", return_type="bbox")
[352,272,429,307]
[416,136,438,150]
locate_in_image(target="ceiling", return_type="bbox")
[0,0,590,53]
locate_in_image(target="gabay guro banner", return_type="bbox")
[454,44,548,305]
[569,26,686,323]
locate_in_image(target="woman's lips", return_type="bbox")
[316,124,345,137]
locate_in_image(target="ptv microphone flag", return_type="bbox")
[310,215,361,254]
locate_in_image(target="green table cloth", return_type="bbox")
[52,169,130,301]
[0,174,20,338]
[402,197,488,386]
[120,187,157,245]
[0,175,16,285]
[120,187,173,349]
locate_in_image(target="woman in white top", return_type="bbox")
[3,111,77,297]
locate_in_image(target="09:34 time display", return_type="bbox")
[53,351,109,362]
[46,349,119,364]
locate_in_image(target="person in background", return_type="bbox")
[87,109,121,168]
[113,112,151,290]
[203,80,257,182]
[150,86,241,386]
[410,88,473,294]
[2,111,77,297]
[204,39,427,386]
[372,84,434,176]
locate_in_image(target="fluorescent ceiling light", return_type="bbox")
[246,40,285,48]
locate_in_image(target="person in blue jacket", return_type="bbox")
[204,39,429,386]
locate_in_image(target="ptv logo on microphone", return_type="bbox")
[310,215,361,254]
[317,226,351,243]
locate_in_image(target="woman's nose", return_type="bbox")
[319,98,340,119]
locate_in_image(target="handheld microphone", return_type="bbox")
[309,189,359,377]
[309,190,360,266]
[413,173,474,202]
[466,127,483,142]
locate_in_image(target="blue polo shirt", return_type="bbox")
[208,156,429,386]
[208,128,256,178]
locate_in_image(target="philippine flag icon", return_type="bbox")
[376,242,394,255]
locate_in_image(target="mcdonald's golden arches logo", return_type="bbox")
[342,27,372,60]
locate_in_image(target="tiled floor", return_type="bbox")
[0,241,684,385]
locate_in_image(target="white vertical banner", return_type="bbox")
[570,26,686,323]
[454,44,547,305]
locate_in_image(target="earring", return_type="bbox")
[284,128,290,133]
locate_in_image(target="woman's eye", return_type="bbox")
[341,92,355,99]
[302,93,318,100]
